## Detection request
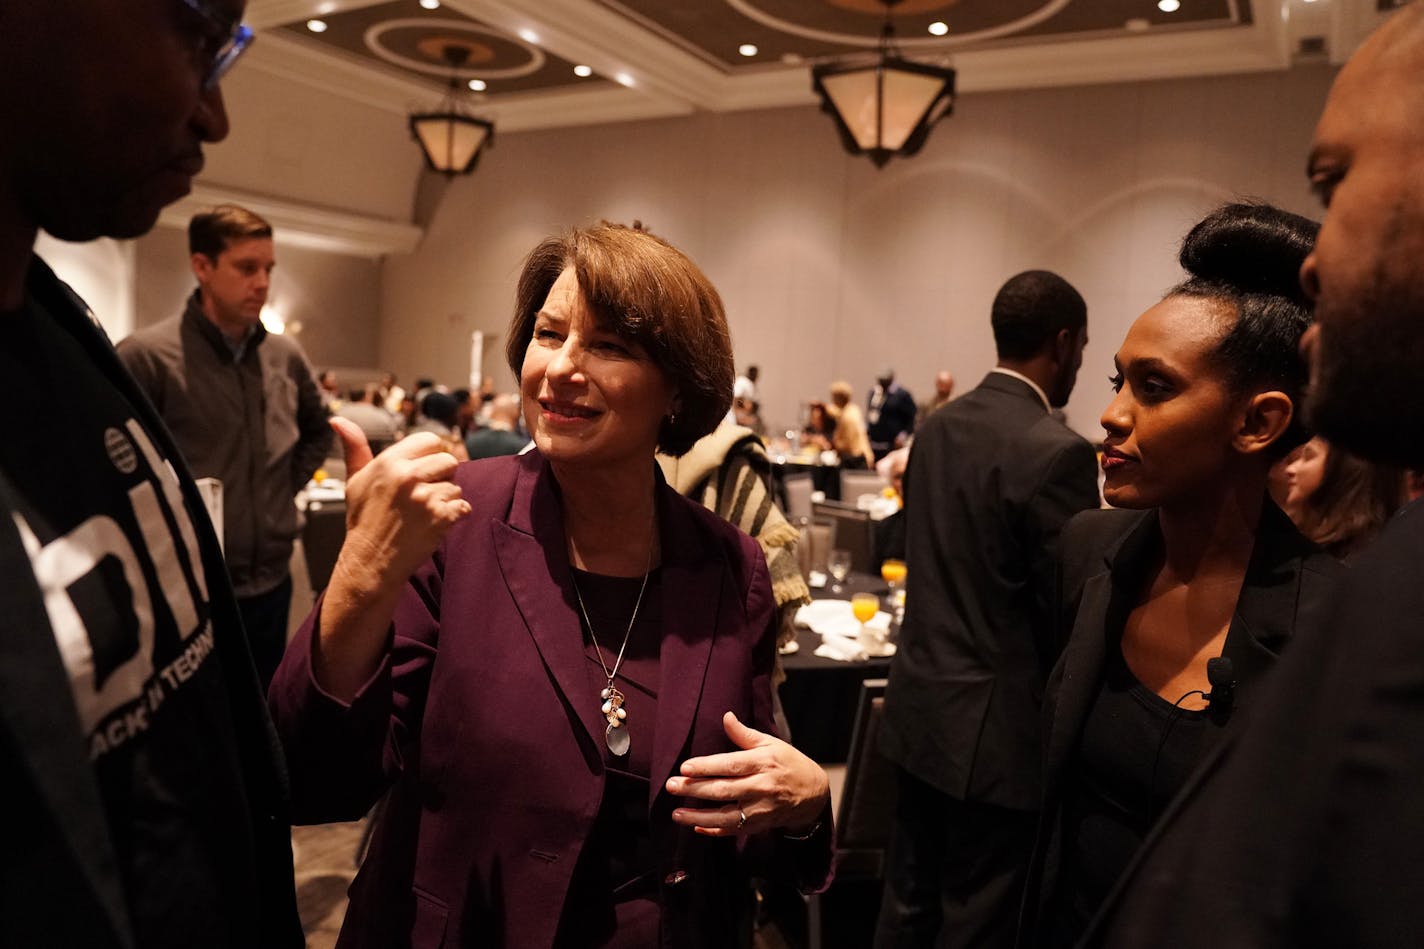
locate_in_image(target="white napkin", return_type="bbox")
[795,600,893,662]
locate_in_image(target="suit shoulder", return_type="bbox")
[453,454,522,517]
[1061,508,1140,557]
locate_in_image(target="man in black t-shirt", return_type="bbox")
[0,2,302,947]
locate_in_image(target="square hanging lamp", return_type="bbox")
[410,44,495,176]
[811,1,956,166]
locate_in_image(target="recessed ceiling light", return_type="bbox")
[928,21,949,36]
[419,0,440,8]
[1125,16,1151,30]
[573,64,593,78]
[615,72,635,87]
[306,18,328,32]
[1157,0,1180,11]
[518,28,539,44]
[781,52,804,65]
[739,43,759,57]
[468,79,487,91]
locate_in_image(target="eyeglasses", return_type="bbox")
[176,0,255,90]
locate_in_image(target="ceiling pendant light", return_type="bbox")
[811,0,956,167]
[409,44,495,176]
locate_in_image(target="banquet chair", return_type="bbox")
[783,471,814,523]
[812,500,874,574]
[801,678,894,949]
[839,469,887,506]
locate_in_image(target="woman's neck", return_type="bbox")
[554,458,660,576]
[1155,474,1267,584]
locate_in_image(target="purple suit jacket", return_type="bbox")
[271,451,833,948]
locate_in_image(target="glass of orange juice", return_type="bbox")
[851,592,881,651]
[880,558,906,587]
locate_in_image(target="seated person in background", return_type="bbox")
[919,369,956,423]
[1019,203,1343,948]
[410,390,469,461]
[1279,435,1404,560]
[802,399,836,451]
[874,448,908,570]
[466,392,528,459]
[829,379,875,469]
[269,222,832,948]
[335,384,399,455]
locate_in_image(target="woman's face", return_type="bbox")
[1284,437,1330,509]
[521,267,677,472]
[1099,295,1246,509]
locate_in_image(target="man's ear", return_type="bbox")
[1052,327,1074,366]
[1234,390,1294,456]
[190,252,213,282]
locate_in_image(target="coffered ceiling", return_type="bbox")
[241,0,1391,134]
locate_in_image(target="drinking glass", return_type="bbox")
[827,548,851,594]
[851,592,883,653]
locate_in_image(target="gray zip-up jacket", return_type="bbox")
[117,292,332,597]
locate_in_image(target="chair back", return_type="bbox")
[836,678,895,869]
[812,499,874,573]
[783,472,814,522]
[839,469,887,506]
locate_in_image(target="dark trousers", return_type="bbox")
[237,575,293,692]
[874,768,1037,949]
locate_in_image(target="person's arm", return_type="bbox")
[1027,439,1101,672]
[115,336,163,412]
[289,352,334,494]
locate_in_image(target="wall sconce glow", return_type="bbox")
[739,43,759,57]
[927,21,949,36]
[260,306,286,335]
[1157,0,1180,11]
[419,0,440,8]
[615,72,635,87]
[573,64,593,77]
[517,28,540,44]
[306,18,328,32]
[468,79,487,91]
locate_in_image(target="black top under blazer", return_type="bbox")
[1018,502,1342,947]
[879,372,1100,810]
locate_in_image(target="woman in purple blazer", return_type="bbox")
[270,223,833,947]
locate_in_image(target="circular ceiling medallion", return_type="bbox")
[824,0,958,14]
[724,0,1071,48]
[414,35,497,66]
[364,18,545,79]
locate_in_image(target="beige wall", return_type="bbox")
[380,64,1336,441]
[126,225,383,372]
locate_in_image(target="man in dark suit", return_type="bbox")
[876,271,1099,947]
[867,368,918,460]
[1084,7,1424,946]
[0,2,302,946]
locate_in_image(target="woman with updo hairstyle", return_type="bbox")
[270,222,832,948]
[1018,203,1344,947]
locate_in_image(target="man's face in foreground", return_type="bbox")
[1300,7,1424,469]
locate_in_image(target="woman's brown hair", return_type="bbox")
[505,223,734,457]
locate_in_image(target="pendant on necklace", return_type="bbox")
[601,686,630,756]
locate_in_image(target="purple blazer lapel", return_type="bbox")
[493,456,607,753]
[649,485,721,810]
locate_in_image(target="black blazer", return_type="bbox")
[1017,503,1341,946]
[879,372,1100,810]
[0,260,302,949]
[1085,501,1424,949]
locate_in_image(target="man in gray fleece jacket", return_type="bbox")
[118,204,331,688]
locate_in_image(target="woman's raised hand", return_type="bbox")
[310,419,472,700]
[330,417,472,592]
[666,711,830,837]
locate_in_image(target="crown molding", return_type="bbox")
[158,183,423,257]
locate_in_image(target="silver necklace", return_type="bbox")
[570,541,653,757]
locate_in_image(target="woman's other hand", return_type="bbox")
[667,711,830,837]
